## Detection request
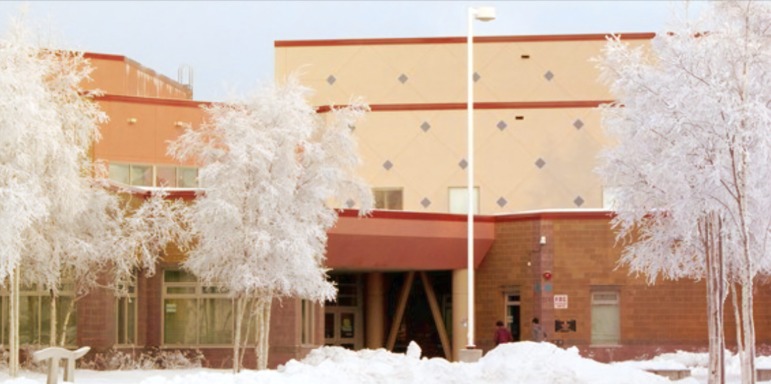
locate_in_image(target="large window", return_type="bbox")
[116,284,137,345]
[109,163,199,188]
[373,188,403,210]
[448,187,479,214]
[0,284,76,346]
[591,290,620,345]
[162,270,234,346]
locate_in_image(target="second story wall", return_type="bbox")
[85,53,193,100]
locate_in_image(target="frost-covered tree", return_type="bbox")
[596,2,770,383]
[0,18,113,373]
[169,78,373,372]
[114,188,192,290]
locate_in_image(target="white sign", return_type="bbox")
[554,294,568,309]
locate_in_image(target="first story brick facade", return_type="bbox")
[11,210,771,368]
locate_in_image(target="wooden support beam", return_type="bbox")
[420,271,452,360]
[386,271,415,351]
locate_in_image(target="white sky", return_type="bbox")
[0,1,708,101]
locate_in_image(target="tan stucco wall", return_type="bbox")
[93,99,204,166]
[86,54,193,100]
[276,35,649,213]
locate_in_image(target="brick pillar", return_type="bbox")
[268,297,299,368]
[532,220,554,341]
[77,284,116,350]
[140,269,163,347]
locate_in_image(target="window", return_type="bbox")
[0,283,76,346]
[156,166,177,188]
[108,162,199,188]
[163,270,234,346]
[130,165,153,186]
[177,167,198,188]
[301,300,315,345]
[109,163,130,185]
[591,290,620,345]
[325,274,359,307]
[449,187,479,214]
[373,188,403,210]
[116,284,137,345]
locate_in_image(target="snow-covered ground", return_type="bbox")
[2,342,770,384]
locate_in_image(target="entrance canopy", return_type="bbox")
[327,210,494,271]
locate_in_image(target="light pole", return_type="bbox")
[466,6,495,351]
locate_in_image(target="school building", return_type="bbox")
[7,32,771,368]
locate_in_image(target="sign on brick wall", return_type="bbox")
[554,294,568,309]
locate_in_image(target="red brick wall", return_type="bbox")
[476,214,771,362]
[77,285,117,350]
[476,219,539,351]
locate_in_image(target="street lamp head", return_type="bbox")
[472,7,496,22]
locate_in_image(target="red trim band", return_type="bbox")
[84,52,126,61]
[275,32,655,48]
[316,100,613,113]
[94,93,213,108]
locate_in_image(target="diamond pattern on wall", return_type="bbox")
[544,71,554,81]
[497,120,507,131]
[421,198,431,208]
[420,121,431,132]
[497,197,508,207]
[473,72,481,82]
[535,158,546,169]
[574,196,585,207]
[345,199,355,208]
[459,159,468,170]
[383,160,393,171]
[573,119,584,130]
[398,74,409,84]
[326,75,336,85]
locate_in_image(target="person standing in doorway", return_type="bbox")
[531,317,547,342]
[493,320,513,346]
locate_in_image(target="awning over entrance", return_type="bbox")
[327,210,495,271]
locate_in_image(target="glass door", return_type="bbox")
[324,307,361,349]
[324,273,363,349]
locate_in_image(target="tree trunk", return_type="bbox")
[49,289,57,346]
[9,267,19,377]
[740,281,756,384]
[232,296,247,373]
[705,223,725,384]
[255,296,272,370]
[262,297,272,370]
[731,284,743,357]
[701,214,726,384]
[240,297,256,369]
[59,297,77,346]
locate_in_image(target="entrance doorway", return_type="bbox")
[505,293,521,341]
[324,274,363,349]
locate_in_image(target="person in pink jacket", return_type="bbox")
[493,320,513,345]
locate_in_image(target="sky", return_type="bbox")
[0,1,708,102]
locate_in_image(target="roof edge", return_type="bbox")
[275,32,655,48]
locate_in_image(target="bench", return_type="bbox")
[32,346,91,384]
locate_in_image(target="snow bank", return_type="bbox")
[0,342,711,384]
[92,341,665,384]
[478,342,668,384]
